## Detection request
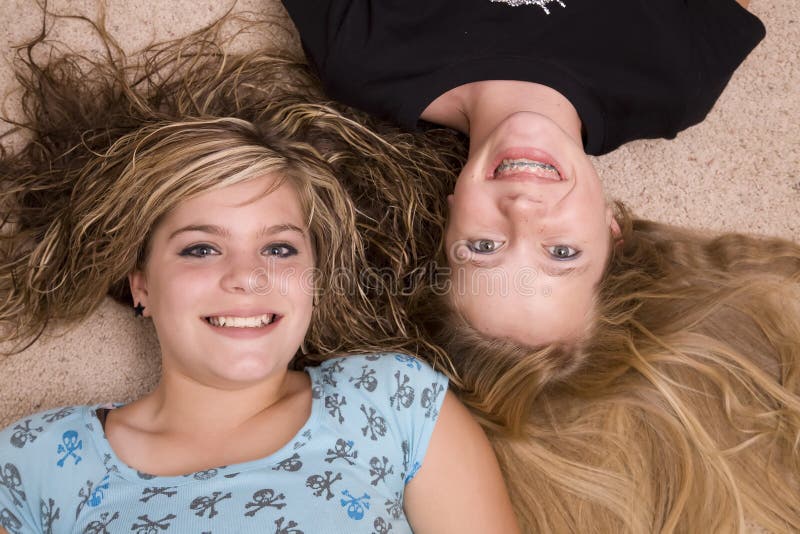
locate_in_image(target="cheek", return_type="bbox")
[291,278,315,316]
[285,279,314,342]
[451,160,484,205]
[582,171,607,214]
[149,267,211,313]
[571,188,608,225]
[266,262,316,300]
[450,185,496,227]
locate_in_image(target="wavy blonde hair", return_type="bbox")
[2,114,383,357]
[0,13,464,367]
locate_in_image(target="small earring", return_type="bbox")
[133,302,145,317]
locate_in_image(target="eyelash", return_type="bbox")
[546,245,581,260]
[458,240,581,261]
[466,239,504,254]
[179,244,219,258]
[179,243,299,259]
[263,243,298,258]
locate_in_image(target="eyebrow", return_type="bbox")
[539,263,590,278]
[467,257,590,278]
[168,223,306,241]
[468,256,501,269]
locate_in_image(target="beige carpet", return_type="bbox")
[1,0,798,427]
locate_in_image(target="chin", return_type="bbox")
[213,357,287,385]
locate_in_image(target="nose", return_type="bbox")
[498,194,549,221]
[220,252,263,294]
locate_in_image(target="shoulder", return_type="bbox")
[0,405,91,452]
[310,352,449,421]
[317,352,443,375]
[0,406,101,531]
[314,352,447,393]
[0,405,102,476]
[311,353,449,445]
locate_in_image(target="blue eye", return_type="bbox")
[467,239,504,254]
[547,245,580,260]
[264,244,298,258]
[179,244,219,257]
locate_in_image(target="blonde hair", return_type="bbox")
[422,204,800,532]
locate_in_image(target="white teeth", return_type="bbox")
[494,158,561,179]
[206,314,274,328]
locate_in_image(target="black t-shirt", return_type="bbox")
[282,0,765,155]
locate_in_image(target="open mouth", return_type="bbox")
[493,158,563,181]
[204,314,278,328]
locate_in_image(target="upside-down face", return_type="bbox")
[445,112,618,345]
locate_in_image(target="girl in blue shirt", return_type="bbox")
[0,109,518,534]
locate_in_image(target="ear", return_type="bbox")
[128,269,151,317]
[606,206,621,239]
[447,194,454,208]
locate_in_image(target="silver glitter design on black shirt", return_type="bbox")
[490,0,566,14]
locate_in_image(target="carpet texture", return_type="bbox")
[1,0,798,429]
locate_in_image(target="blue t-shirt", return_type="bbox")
[0,353,448,533]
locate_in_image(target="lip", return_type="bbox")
[205,309,279,318]
[487,147,568,183]
[201,310,282,339]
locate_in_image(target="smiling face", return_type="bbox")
[445,112,619,345]
[129,175,315,389]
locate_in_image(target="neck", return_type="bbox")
[423,80,583,153]
[135,366,303,437]
[103,361,313,476]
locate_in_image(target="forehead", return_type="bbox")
[160,175,304,225]
[449,262,601,344]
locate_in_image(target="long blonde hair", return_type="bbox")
[422,204,800,532]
